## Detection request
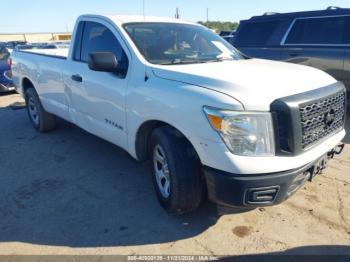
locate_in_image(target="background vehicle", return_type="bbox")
[44,43,70,49]
[221,31,236,45]
[0,45,14,92]
[14,42,70,51]
[11,15,346,215]
[30,42,70,49]
[219,30,234,37]
[233,7,350,100]
[5,41,27,50]
[15,44,35,50]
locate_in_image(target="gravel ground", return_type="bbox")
[0,92,349,256]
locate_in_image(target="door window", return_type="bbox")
[80,21,129,76]
[285,16,347,45]
[73,22,84,61]
[234,20,281,47]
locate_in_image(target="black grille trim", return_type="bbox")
[271,82,346,156]
[299,92,345,149]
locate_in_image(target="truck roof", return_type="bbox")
[81,14,197,26]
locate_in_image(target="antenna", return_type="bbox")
[175,8,180,19]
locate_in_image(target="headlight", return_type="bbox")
[204,107,275,156]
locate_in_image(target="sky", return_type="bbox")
[1,0,350,33]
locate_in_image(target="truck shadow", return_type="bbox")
[219,245,350,261]
[0,90,18,97]
[0,112,246,248]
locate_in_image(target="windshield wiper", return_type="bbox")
[192,57,233,64]
[159,59,201,65]
[159,57,235,65]
[171,59,201,65]
[216,56,235,62]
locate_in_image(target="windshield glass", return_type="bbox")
[123,22,242,65]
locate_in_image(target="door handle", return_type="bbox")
[71,74,83,82]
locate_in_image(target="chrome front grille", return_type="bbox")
[299,91,346,149]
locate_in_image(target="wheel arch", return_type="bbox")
[21,77,35,95]
[135,120,201,163]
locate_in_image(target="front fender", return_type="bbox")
[126,78,243,161]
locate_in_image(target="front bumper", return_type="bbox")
[204,144,345,208]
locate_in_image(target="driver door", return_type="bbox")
[64,20,130,149]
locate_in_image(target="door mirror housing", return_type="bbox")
[88,52,119,73]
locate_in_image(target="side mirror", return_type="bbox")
[88,52,119,72]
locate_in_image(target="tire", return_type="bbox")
[150,126,202,215]
[25,88,56,132]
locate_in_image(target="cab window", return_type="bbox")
[80,21,129,76]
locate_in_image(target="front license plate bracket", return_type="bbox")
[308,156,328,182]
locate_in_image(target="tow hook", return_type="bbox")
[327,143,345,159]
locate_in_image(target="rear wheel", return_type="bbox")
[150,126,203,215]
[25,88,56,132]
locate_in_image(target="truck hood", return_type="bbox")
[152,59,337,111]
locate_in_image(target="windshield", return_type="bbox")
[123,22,243,65]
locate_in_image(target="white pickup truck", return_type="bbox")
[12,15,346,214]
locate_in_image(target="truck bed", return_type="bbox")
[17,48,69,59]
[11,48,68,117]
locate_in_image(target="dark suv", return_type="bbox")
[233,7,350,99]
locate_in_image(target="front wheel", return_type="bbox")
[25,88,56,132]
[150,126,203,215]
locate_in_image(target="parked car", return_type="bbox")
[233,6,350,100]
[219,30,234,37]
[5,41,27,50]
[15,44,35,50]
[11,15,346,214]
[44,43,70,49]
[30,42,50,49]
[21,43,70,50]
[31,42,70,49]
[51,41,71,46]
[0,45,14,92]
[222,32,235,45]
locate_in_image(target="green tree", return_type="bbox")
[198,21,239,33]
